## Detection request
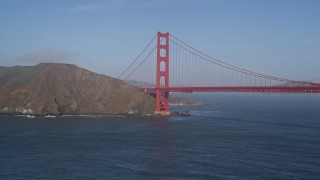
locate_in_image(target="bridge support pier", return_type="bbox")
[155,32,170,115]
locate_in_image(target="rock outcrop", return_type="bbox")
[0,63,155,116]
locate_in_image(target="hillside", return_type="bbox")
[0,63,155,116]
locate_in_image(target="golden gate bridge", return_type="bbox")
[119,32,320,115]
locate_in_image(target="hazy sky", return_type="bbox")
[1,0,319,81]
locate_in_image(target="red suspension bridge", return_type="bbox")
[119,32,320,115]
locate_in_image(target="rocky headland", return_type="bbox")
[0,63,155,116]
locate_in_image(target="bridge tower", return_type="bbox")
[155,32,170,115]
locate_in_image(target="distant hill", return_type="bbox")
[278,80,320,87]
[0,63,155,116]
[169,96,206,106]
[125,80,205,106]
[125,80,155,88]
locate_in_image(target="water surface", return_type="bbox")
[1,93,320,179]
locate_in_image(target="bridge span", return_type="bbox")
[120,32,320,115]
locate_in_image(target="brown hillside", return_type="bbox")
[0,63,155,116]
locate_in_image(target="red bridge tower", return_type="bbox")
[155,32,170,115]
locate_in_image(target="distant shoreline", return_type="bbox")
[170,102,207,106]
[0,113,152,118]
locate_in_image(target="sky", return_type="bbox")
[0,0,320,81]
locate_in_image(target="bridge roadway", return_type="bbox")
[140,86,320,93]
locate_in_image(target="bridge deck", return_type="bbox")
[140,86,320,93]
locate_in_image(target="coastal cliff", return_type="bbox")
[0,63,155,116]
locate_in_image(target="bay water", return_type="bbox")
[1,93,320,179]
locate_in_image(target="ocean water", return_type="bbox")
[0,93,320,179]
